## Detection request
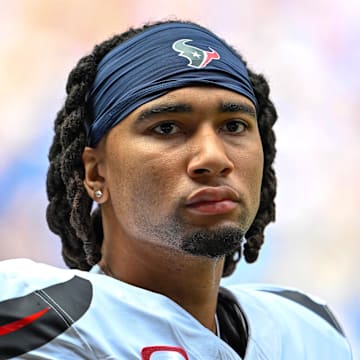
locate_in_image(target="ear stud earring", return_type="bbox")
[94,190,103,199]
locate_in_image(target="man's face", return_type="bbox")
[98,86,263,258]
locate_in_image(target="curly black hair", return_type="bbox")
[46,20,277,276]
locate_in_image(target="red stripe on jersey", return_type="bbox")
[0,307,50,336]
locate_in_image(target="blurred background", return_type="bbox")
[0,0,359,356]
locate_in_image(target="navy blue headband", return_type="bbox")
[86,22,258,146]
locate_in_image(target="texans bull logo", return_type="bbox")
[172,39,220,68]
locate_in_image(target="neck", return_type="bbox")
[99,241,224,333]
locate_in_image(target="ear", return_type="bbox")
[82,146,108,203]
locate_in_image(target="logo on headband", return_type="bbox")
[172,39,220,69]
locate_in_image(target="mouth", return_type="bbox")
[185,186,240,215]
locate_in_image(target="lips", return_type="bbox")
[185,186,239,215]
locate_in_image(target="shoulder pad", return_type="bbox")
[261,288,345,336]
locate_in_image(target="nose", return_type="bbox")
[187,128,234,179]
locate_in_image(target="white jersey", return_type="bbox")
[0,259,352,359]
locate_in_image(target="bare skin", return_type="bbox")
[82,86,264,333]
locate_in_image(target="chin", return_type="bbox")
[180,226,244,258]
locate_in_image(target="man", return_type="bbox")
[0,20,352,359]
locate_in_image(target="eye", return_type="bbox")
[152,122,180,135]
[221,120,247,134]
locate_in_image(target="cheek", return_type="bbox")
[106,147,181,214]
[234,144,264,204]
[250,148,264,205]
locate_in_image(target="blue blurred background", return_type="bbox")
[1,0,359,356]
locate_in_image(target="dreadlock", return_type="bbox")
[222,69,277,276]
[46,20,277,276]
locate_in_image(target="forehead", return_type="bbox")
[148,85,254,103]
[131,86,257,118]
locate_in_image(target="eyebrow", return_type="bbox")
[136,104,192,124]
[135,100,256,124]
[220,102,257,118]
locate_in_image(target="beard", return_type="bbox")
[134,211,246,259]
[180,227,244,258]
[131,198,249,259]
